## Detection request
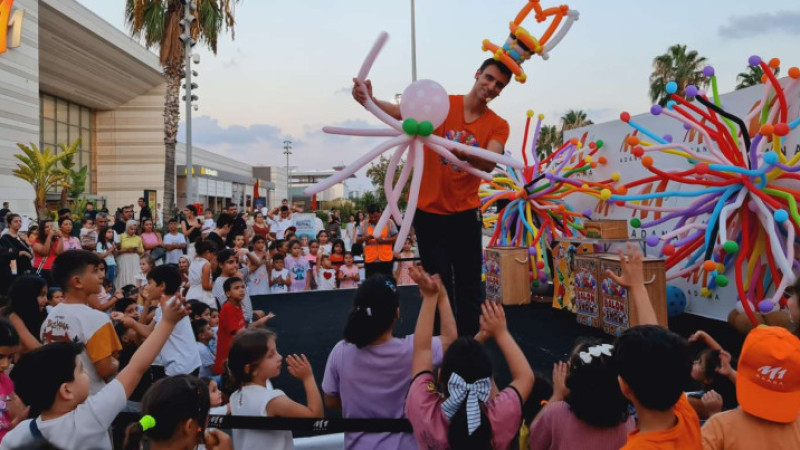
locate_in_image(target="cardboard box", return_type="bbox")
[573,254,607,328]
[598,255,668,336]
[484,247,531,305]
[552,241,594,312]
[584,220,629,239]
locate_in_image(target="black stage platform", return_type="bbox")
[251,286,742,410]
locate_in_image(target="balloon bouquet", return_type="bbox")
[605,56,800,331]
[481,110,615,287]
[304,32,524,253]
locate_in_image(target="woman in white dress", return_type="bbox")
[185,239,218,309]
[116,220,143,288]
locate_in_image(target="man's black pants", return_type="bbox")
[413,208,483,336]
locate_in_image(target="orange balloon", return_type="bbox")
[627,135,640,146]
[703,260,718,272]
[598,156,607,164]
[760,124,774,136]
[789,67,800,79]
[641,156,654,167]
[769,58,780,69]
[590,162,598,168]
[616,185,628,195]
[761,74,768,83]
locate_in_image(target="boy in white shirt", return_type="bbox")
[193,318,216,378]
[201,210,216,238]
[3,281,187,450]
[163,218,187,265]
[40,251,121,395]
[269,254,291,294]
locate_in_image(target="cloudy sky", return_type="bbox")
[77,0,800,189]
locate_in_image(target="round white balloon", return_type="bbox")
[400,79,449,128]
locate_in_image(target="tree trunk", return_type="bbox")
[60,187,68,208]
[162,62,183,217]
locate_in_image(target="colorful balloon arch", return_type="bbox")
[605,56,800,325]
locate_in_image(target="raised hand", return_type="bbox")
[605,243,645,288]
[551,361,570,402]
[409,265,440,297]
[286,354,313,381]
[479,300,508,338]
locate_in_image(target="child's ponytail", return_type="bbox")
[122,375,210,449]
[343,275,399,348]
[228,328,276,392]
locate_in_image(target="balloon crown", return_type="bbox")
[482,0,579,83]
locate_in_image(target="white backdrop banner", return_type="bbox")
[562,81,800,321]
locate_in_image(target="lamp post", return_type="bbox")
[180,0,199,206]
[410,0,417,82]
[283,140,292,205]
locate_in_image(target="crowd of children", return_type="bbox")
[2,200,800,450]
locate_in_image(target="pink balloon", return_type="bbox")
[400,80,449,128]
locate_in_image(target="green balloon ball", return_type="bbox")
[418,121,434,137]
[532,280,540,288]
[630,218,641,228]
[596,140,604,149]
[723,240,739,253]
[402,118,419,135]
[715,274,729,287]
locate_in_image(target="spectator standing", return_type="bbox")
[137,197,152,222]
[116,220,144,289]
[113,205,134,235]
[356,205,397,279]
[0,214,33,293]
[96,227,117,287]
[163,218,187,265]
[56,219,81,252]
[185,240,218,310]
[31,220,59,286]
[79,218,98,251]
[250,211,272,242]
[181,205,203,260]
[327,209,342,240]
[267,205,295,240]
[0,203,9,229]
[225,203,249,248]
[140,218,164,262]
[95,213,119,244]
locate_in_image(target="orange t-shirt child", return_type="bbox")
[418,95,510,215]
[621,394,701,449]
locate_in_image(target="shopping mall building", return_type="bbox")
[0,0,318,220]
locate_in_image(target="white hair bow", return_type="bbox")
[440,373,492,435]
[578,343,614,364]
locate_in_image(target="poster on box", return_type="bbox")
[574,258,600,328]
[599,260,629,336]
[485,250,502,303]
[563,81,800,321]
[552,242,593,311]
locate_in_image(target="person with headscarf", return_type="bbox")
[116,219,143,288]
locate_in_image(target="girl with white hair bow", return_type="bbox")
[405,265,535,449]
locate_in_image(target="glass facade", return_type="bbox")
[39,94,94,193]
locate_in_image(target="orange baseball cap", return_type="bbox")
[737,325,800,423]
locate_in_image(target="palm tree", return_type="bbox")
[125,0,241,213]
[736,65,779,90]
[649,44,709,106]
[560,110,593,133]
[536,125,562,159]
[12,143,76,219]
[57,138,88,207]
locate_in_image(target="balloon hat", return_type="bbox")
[607,56,800,325]
[482,0,579,83]
[480,110,614,286]
[305,32,524,253]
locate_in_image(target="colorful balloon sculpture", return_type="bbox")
[607,56,800,325]
[482,0,579,83]
[305,32,524,253]
[480,110,614,285]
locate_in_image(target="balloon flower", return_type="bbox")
[305,32,524,253]
[480,110,615,285]
[607,56,800,325]
[482,0,579,83]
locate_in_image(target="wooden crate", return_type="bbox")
[598,255,668,336]
[552,241,594,311]
[584,220,629,239]
[484,247,531,305]
[573,254,612,328]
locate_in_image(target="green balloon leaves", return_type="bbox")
[402,118,434,137]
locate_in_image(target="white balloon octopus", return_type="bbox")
[305,32,525,252]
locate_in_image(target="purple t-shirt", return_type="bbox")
[528,400,634,450]
[322,335,443,450]
[284,255,310,292]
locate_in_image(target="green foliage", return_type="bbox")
[59,139,88,199]
[12,142,75,218]
[365,155,409,209]
[736,65,779,90]
[649,44,709,106]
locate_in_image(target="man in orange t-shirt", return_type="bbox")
[352,59,511,335]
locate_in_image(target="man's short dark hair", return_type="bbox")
[114,297,137,314]
[478,58,512,79]
[223,276,244,293]
[11,342,84,416]
[52,250,102,293]
[227,203,236,209]
[146,265,182,296]
[613,325,691,411]
[367,204,381,214]
[215,213,234,229]
[138,197,145,202]
[57,208,71,217]
[168,217,178,224]
[280,205,289,212]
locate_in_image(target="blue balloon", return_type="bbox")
[666,81,678,94]
[666,285,687,318]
